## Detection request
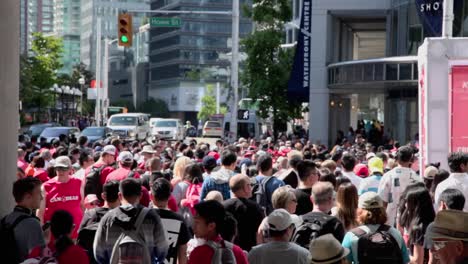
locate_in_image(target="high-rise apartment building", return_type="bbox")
[20,0,54,55]
[54,0,81,75]
[149,0,252,122]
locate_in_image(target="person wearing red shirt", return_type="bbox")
[38,156,84,239]
[33,157,49,182]
[17,148,28,171]
[188,200,248,264]
[106,151,151,207]
[138,145,157,172]
[48,210,89,264]
[106,151,141,182]
[84,145,116,190]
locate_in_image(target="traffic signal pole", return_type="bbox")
[95,17,102,127]
[125,6,240,142]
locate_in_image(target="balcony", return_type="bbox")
[327,56,418,90]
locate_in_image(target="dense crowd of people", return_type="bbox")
[4,132,468,264]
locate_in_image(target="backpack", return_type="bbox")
[0,214,33,263]
[182,182,203,216]
[253,177,274,215]
[77,209,106,264]
[351,225,403,264]
[205,239,237,264]
[291,217,325,249]
[110,208,151,264]
[85,165,106,201]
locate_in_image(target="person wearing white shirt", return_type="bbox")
[341,154,362,189]
[378,146,421,227]
[434,152,468,212]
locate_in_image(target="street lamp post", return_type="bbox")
[79,77,85,116]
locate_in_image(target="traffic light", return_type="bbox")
[118,13,132,47]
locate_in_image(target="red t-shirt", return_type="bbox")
[105,167,140,182]
[188,235,248,264]
[57,245,89,264]
[85,161,114,185]
[43,177,83,239]
[33,168,49,182]
[168,195,179,212]
[17,159,28,171]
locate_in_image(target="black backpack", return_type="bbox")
[252,177,274,216]
[85,166,106,201]
[0,214,33,263]
[351,225,403,264]
[77,209,107,264]
[291,217,325,249]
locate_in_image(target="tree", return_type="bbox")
[137,98,170,117]
[198,85,217,121]
[20,33,64,120]
[241,0,304,137]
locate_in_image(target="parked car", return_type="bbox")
[202,121,223,138]
[151,118,185,140]
[107,113,150,141]
[39,127,80,143]
[79,126,112,144]
[26,122,60,137]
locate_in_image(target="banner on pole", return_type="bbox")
[415,0,463,37]
[287,0,311,102]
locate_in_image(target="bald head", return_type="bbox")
[229,174,252,198]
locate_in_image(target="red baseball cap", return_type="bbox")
[353,164,369,178]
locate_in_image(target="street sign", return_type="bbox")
[150,17,182,27]
[238,109,249,120]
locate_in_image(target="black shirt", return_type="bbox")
[283,171,299,188]
[154,208,191,264]
[293,188,313,215]
[301,211,345,242]
[224,197,265,251]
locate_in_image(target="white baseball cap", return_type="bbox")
[103,145,116,156]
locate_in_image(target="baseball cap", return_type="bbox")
[358,191,383,209]
[424,166,438,180]
[208,151,220,161]
[366,152,376,160]
[368,157,384,174]
[202,155,217,169]
[353,164,369,178]
[310,234,350,264]
[54,156,72,168]
[103,145,117,156]
[141,145,156,154]
[117,151,133,162]
[267,209,293,231]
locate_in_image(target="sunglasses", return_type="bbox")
[433,241,450,251]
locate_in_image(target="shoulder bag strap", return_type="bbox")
[350,227,367,237]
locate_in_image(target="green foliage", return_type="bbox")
[241,0,303,136]
[137,98,170,118]
[20,33,64,116]
[198,85,217,121]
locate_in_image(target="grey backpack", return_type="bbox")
[110,208,151,264]
[205,239,237,264]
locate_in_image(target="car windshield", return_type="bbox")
[206,122,221,128]
[82,127,105,137]
[29,126,48,134]
[109,116,137,126]
[41,128,69,137]
[155,120,177,127]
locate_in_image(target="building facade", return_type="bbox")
[80,0,148,73]
[20,0,54,55]
[148,0,252,123]
[287,0,468,145]
[54,0,81,75]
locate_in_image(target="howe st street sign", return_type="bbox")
[150,17,182,27]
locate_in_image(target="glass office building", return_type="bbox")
[149,0,252,123]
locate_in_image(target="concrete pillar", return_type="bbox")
[309,9,330,146]
[0,0,19,216]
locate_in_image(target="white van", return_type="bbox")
[151,118,185,140]
[223,111,263,141]
[107,113,150,141]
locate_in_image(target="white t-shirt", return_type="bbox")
[341,171,362,189]
[434,173,468,212]
[377,167,421,226]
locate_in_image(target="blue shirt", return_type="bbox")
[358,174,382,195]
[255,175,285,204]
